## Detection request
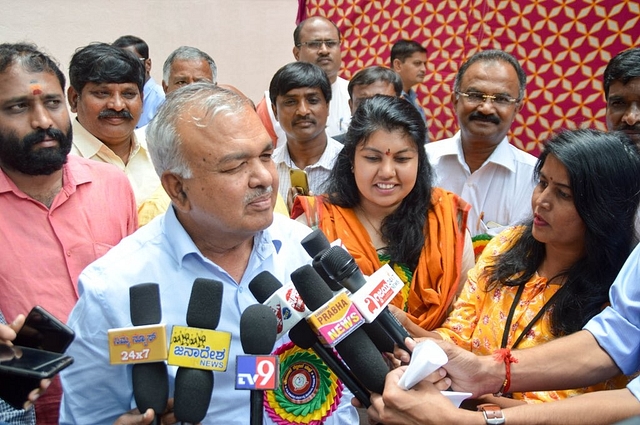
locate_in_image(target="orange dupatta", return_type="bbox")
[291,187,469,330]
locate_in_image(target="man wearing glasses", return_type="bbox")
[256,16,351,147]
[426,50,537,244]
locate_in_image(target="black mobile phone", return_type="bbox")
[0,344,74,409]
[13,306,75,353]
[0,344,74,380]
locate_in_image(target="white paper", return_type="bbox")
[397,339,448,390]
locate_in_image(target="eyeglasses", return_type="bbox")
[296,39,340,50]
[456,91,520,106]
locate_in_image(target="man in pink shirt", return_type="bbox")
[0,43,137,425]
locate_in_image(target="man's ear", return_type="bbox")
[161,172,190,212]
[348,98,354,115]
[271,101,279,123]
[144,58,152,75]
[67,86,79,112]
[162,80,169,94]
[293,46,300,61]
[392,58,402,72]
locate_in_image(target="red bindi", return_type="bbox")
[30,83,42,95]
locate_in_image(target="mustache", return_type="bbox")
[617,124,640,132]
[22,128,67,149]
[469,111,500,124]
[293,117,316,125]
[98,109,134,120]
[245,186,273,204]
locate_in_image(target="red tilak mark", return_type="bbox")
[30,84,42,95]
[385,149,391,156]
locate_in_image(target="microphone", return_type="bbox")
[173,278,223,424]
[290,265,389,394]
[240,304,278,425]
[320,246,413,354]
[288,319,372,407]
[301,229,343,292]
[248,271,309,338]
[129,283,169,424]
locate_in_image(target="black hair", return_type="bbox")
[390,40,427,65]
[69,43,145,95]
[326,95,433,271]
[293,16,341,46]
[453,49,527,100]
[348,66,403,99]
[0,42,65,90]
[603,47,640,99]
[112,35,149,59]
[268,62,332,105]
[484,129,640,336]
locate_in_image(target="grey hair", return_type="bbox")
[162,46,218,85]
[146,82,249,178]
[453,49,527,100]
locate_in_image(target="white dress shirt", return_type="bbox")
[426,131,538,237]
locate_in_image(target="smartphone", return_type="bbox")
[290,169,309,195]
[14,306,75,353]
[0,344,74,380]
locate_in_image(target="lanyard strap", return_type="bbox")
[500,282,565,350]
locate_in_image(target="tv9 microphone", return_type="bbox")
[301,229,343,292]
[290,265,389,394]
[173,278,223,424]
[129,283,169,424]
[320,246,413,354]
[239,304,278,425]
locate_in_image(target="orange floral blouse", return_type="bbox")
[436,226,627,403]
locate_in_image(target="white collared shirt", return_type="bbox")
[272,135,343,202]
[426,131,537,237]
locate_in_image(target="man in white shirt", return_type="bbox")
[270,62,343,205]
[256,16,351,146]
[426,50,537,240]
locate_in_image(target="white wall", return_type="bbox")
[0,0,299,103]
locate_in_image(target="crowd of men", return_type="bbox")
[1,13,639,425]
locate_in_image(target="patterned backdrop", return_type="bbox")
[299,0,639,156]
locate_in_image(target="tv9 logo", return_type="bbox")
[235,355,279,390]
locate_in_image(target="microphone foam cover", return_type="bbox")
[362,323,396,353]
[240,304,278,355]
[288,320,318,350]
[312,255,344,292]
[132,362,169,415]
[129,283,161,326]
[336,328,389,394]
[174,368,213,423]
[186,278,223,329]
[290,265,334,311]
[320,246,359,282]
[248,271,282,304]
[301,229,331,258]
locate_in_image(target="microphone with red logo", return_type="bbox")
[320,246,413,354]
[239,304,278,425]
[173,279,223,423]
[129,283,168,425]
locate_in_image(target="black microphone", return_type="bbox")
[249,270,373,405]
[290,265,389,394]
[288,319,372,407]
[129,283,168,424]
[240,304,278,425]
[174,278,223,424]
[320,246,413,354]
[300,229,344,292]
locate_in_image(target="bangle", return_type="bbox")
[493,348,518,397]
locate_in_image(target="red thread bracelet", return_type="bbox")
[493,348,518,396]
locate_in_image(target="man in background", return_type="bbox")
[257,16,351,146]
[604,47,640,145]
[161,45,217,94]
[391,39,429,130]
[113,35,165,128]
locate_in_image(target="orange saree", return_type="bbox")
[291,187,469,330]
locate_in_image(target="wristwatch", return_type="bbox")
[477,403,505,425]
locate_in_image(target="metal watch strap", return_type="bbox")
[477,403,505,425]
